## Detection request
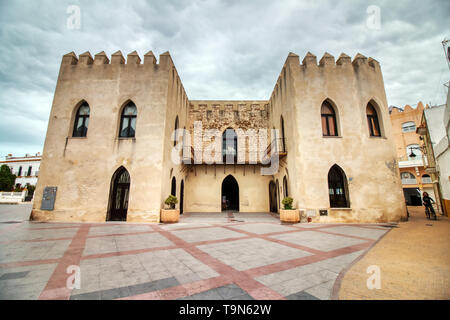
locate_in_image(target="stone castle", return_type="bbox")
[31,50,407,223]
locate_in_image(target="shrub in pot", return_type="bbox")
[161,195,180,223]
[280,197,300,223]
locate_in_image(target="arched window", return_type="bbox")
[280,116,286,152]
[402,121,416,133]
[401,172,415,179]
[422,174,432,184]
[366,103,381,137]
[283,176,289,198]
[328,164,350,208]
[407,144,422,160]
[401,172,417,184]
[119,102,137,138]
[222,128,237,163]
[321,101,338,136]
[72,102,90,137]
[173,116,179,147]
[171,177,176,197]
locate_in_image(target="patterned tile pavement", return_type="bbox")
[0,208,392,300]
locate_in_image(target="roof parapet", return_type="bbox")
[144,51,157,65]
[79,51,94,65]
[94,51,109,65]
[368,57,380,69]
[336,53,351,65]
[127,51,141,64]
[319,52,335,67]
[111,50,125,64]
[159,51,173,69]
[302,52,317,67]
[352,53,368,67]
[62,52,78,65]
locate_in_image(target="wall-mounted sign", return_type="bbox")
[41,187,57,211]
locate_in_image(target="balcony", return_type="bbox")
[401,178,418,185]
[422,177,432,184]
[181,138,287,165]
[398,155,423,168]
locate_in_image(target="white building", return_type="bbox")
[0,153,41,188]
[433,84,450,215]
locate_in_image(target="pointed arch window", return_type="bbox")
[73,102,90,137]
[171,177,176,197]
[283,176,289,198]
[280,116,286,152]
[119,102,137,138]
[222,128,237,163]
[321,101,338,136]
[366,103,381,137]
[173,116,179,147]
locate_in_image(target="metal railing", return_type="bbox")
[401,178,417,185]
[264,138,287,157]
[422,177,432,184]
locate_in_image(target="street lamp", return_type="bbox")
[408,146,422,159]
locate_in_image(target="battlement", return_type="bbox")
[270,51,383,102]
[295,52,381,70]
[61,50,175,68]
[59,50,189,101]
[189,100,269,112]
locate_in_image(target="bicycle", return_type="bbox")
[425,205,437,220]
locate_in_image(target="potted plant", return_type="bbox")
[160,195,180,223]
[280,197,300,223]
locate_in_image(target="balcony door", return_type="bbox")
[328,165,349,208]
[107,167,130,221]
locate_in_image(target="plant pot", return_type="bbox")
[160,209,180,223]
[280,209,300,223]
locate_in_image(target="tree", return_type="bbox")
[0,165,16,191]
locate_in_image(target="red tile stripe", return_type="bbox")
[38,224,91,300]
[143,225,286,300]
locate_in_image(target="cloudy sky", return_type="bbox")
[0,0,449,158]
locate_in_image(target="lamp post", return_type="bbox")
[408,146,424,159]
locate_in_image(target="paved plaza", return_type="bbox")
[0,207,393,300]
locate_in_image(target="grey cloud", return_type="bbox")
[0,0,448,157]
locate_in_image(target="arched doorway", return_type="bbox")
[328,164,350,208]
[180,180,184,214]
[107,167,131,221]
[221,175,239,211]
[269,181,277,213]
[276,179,280,212]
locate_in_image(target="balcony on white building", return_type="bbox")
[401,178,418,185]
